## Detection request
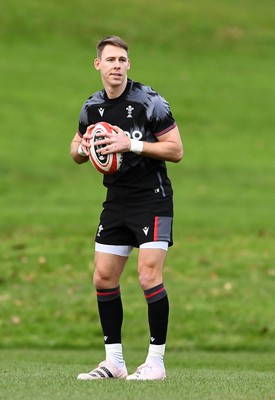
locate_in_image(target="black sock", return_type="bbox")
[144,283,169,345]
[96,286,123,344]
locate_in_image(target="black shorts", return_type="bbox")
[95,197,173,248]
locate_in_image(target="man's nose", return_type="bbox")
[114,59,120,68]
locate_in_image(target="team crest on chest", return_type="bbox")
[126,105,134,118]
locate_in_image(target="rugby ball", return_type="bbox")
[88,122,123,175]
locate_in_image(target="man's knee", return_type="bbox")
[93,252,126,289]
[137,248,166,290]
[138,262,162,290]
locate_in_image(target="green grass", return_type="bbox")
[1,229,274,350]
[1,349,275,400]
[0,2,275,398]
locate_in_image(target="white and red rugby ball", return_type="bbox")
[88,122,123,175]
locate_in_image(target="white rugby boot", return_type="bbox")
[77,359,128,380]
[126,362,166,381]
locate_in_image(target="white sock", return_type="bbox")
[105,343,124,368]
[146,344,166,368]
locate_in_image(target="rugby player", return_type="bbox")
[70,35,183,380]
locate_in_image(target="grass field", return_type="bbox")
[1,0,275,397]
[1,349,275,400]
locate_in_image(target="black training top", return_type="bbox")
[78,79,176,201]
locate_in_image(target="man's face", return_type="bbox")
[94,45,130,88]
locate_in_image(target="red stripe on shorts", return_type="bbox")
[154,216,159,241]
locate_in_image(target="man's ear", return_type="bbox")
[94,58,100,70]
[127,59,131,70]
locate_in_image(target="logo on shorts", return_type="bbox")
[104,336,108,342]
[150,337,155,342]
[97,224,104,237]
[142,227,149,236]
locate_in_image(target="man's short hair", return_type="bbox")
[97,35,129,58]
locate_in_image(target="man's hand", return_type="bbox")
[81,124,95,156]
[95,124,131,155]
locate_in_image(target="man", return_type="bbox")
[70,35,183,380]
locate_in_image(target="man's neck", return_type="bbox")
[104,79,128,99]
